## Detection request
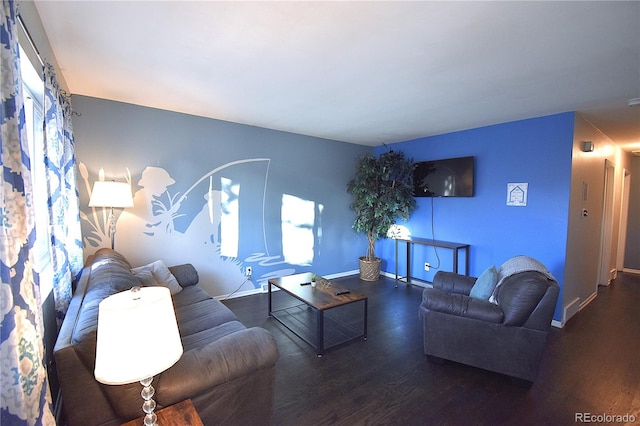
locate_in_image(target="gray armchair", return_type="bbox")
[418,257,559,386]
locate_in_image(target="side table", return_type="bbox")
[121,399,203,426]
[394,237,470,286]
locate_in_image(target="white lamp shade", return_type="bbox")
[89,181,134,208]
[94,286,183,385]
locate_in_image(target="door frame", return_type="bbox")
[597,159,616,287]
[616,168,631,271]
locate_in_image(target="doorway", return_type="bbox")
[597,159,615,287]
[616,169,631,271]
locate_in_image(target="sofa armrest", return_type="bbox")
[154,327,279,405]
[168,264,199,287]
[421,287,504,323]
[54,345,121,425]
[432,271,477,295]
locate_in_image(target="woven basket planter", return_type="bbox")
[359,257,381,281]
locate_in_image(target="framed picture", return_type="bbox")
[507,183,528,206]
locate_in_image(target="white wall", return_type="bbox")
[563,115,631,324]
[17,2,68,91]
[624,156,640,270]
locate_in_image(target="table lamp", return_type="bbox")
[94,286,183,426]
[88,180,134,249]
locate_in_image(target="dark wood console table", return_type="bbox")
[394,237,470,285]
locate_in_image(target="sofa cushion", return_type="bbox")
[490,255,556,304]
[432,271,477,295]
[72,251,138,344]
[72,253,141,373]
[172,284,217,309]
[154,327,279,406]
[497,271,550,326]
[98,287,258,419]
[180,321,247,351]
[422,287,504,323]
[131,260,183,295]
[173,286,239,345]
[168,264,199,287]
[469,265,498,300]
[131,268,157,286]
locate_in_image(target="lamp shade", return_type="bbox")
[89,181,134,208]
[94,286,183,385]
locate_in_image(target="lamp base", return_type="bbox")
[108,207,117,250]
[140,377,157,426]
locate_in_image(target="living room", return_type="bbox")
[3,1,639,425]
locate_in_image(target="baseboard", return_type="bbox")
[622,268,640,275]
[216,287,264,300]
[380,271,431,288]
[325,270,360,280]
[558,289,600,327]
[563,297,581,324]
[580,291,597,310]
[260,282,272,293]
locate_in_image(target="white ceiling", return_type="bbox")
[33,1,640,150]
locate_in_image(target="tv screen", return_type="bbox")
[413,156,474,197]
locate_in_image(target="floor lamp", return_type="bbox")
[94,286,183,426]
[88,180,134,249]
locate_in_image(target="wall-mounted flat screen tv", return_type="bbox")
[413,156,475,197]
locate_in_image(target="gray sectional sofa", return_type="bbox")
[54,248,279,425]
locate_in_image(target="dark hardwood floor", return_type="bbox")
[223,272,640,425]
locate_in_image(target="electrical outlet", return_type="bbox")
[424,262,430,271]
[245,266,252,276]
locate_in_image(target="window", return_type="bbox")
[219,177,240,258]
[19,44,52,299]
[281,194,316,266]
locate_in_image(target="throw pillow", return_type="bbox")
[131,269,157,286]
[469,265,498,301]
[131,260,182,295]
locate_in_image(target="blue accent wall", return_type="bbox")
[375,113,575,321]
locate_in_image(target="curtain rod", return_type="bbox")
[17,14,44,68]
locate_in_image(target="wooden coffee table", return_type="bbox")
[268,273,367,357]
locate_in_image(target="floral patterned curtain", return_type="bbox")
[0,0,55,424]
[43,65,83,323]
